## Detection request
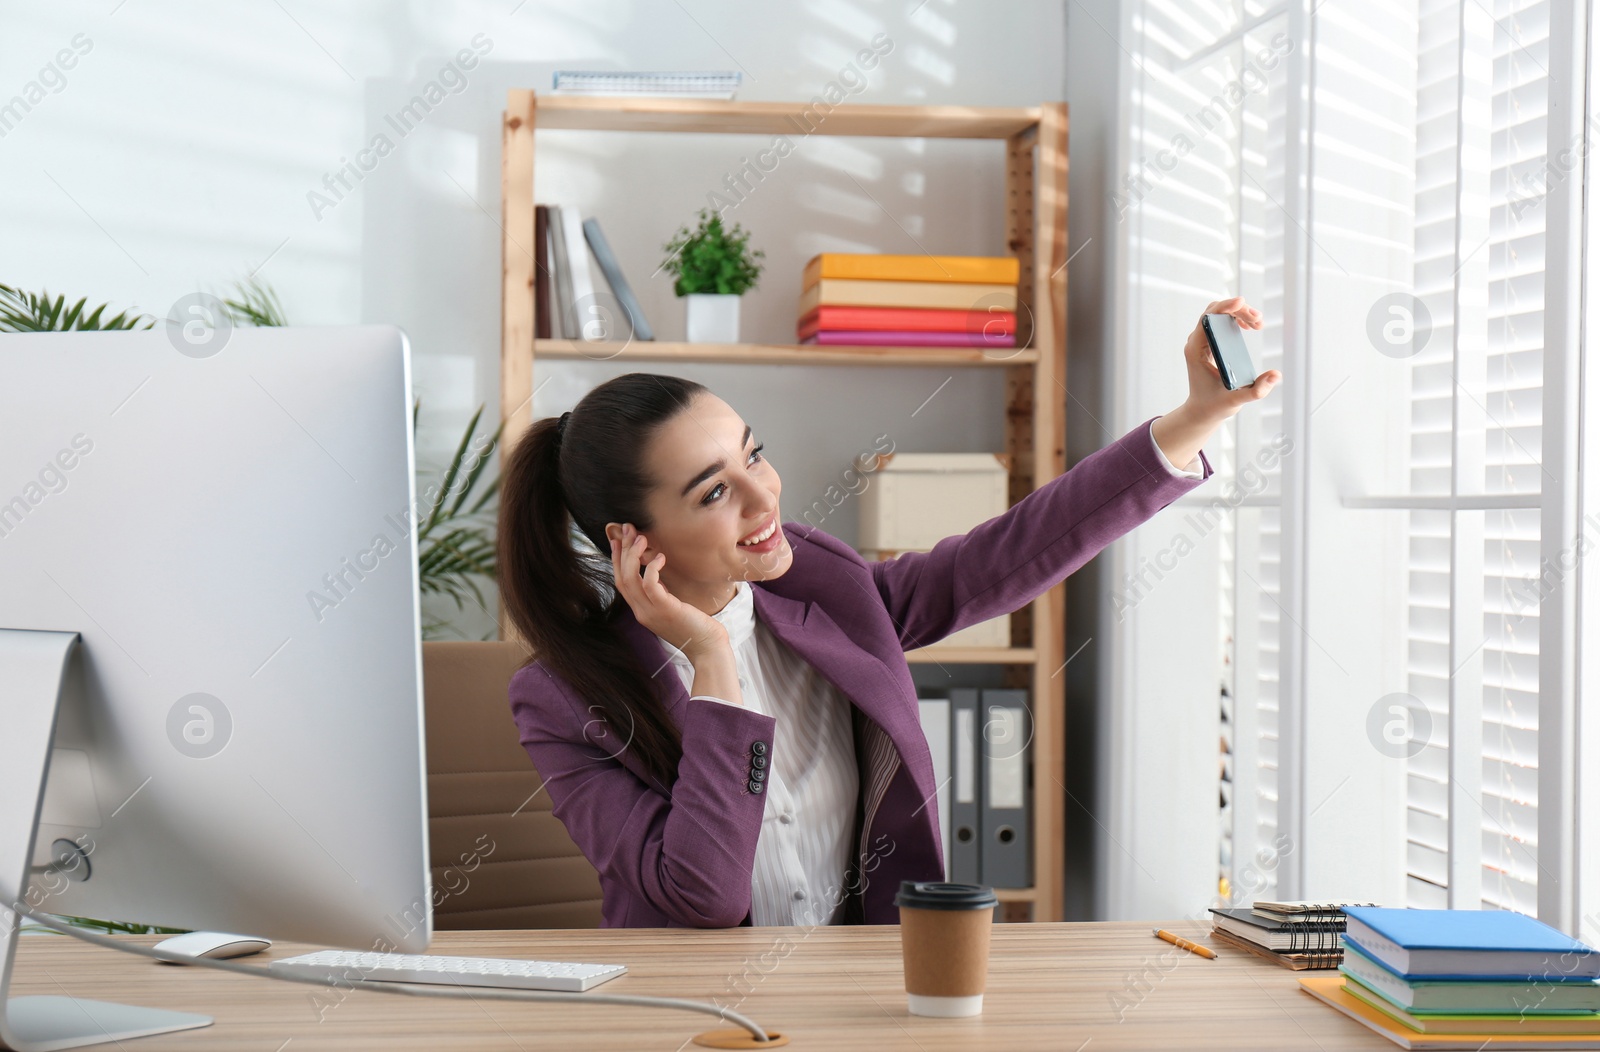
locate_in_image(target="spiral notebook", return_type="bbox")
[1209,902,1374,970]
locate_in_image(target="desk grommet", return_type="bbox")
[692,1029,789,1049]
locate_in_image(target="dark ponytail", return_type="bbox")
[498,372,709,790]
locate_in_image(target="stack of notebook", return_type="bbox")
[1208,900,1372,969]
[796,253,1019,348]
[1298,907,1600,1049]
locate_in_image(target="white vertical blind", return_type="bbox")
[1121,0,1292,903]
[1405,0,1548,915]
[1113,0,1581,923]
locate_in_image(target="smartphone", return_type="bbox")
[1202,313,1258,390]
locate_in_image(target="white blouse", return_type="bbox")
[654,579,860,926]
[650,423,1199,927]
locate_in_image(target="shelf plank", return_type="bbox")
[995,887,1037,902]
[533,96,1041,139]
[903,646,1038,665]
[534,339,1037,367]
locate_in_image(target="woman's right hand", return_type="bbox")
[609,524,729,661]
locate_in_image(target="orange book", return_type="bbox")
[1298,976,1600,1049]
[802,253,1019,287]
[797,306,1016,340]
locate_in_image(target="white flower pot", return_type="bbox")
[684,293,741,343]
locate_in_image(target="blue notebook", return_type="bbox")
[1342,907,1600,981]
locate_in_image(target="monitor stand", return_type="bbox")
[0,629,212,1051]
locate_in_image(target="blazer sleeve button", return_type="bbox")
[751,741,768,756]
[750,767,766,782]
[751,754,768,770]
[748,780,764,794]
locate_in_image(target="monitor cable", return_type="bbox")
[4,896,776,1044]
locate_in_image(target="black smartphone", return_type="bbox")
[1202,313,1258,390]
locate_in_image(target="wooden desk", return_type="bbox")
[11,921,1391,1050]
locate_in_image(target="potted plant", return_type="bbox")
[660,208,764,343]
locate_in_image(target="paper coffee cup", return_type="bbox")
[895,880,999,1017]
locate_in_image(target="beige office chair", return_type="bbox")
[422,641,603,929]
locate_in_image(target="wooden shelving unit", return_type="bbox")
[498,91,1068,921]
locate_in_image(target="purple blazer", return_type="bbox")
[508,419,1211,927]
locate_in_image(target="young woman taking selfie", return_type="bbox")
[498,297,1280,929]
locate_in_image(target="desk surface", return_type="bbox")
[12,921,1393,1050]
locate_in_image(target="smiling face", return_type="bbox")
[603,392,792,615]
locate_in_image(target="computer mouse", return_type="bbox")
[153,931,273,964]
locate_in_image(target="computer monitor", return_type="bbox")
[0,325,431,1049]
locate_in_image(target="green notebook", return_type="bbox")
[1343,979,1600,1035]
[1342,939,1600,1016]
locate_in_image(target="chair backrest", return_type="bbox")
[422,640,602,929]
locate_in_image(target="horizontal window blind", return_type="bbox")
[1128,0,1291,905]
[1406,0,1547,916]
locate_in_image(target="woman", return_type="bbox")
[499,297,1279,928]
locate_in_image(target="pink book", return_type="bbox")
[799,329,1016,348]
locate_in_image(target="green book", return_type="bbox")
[1343,979,1600,1036]
[1342,938,1600,1016]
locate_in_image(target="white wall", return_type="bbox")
[1,0,1065,639]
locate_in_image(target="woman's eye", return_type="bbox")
[700,444,765,506]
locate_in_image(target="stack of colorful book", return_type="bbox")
[796,253,1019,348]
[1298,907,1600,1049]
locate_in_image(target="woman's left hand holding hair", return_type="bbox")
[1151,297,1283,470]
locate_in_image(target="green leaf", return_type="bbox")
[0,283,153,332]
[220,275,289,327]
[658,207,764,296]
[413,400,502,635]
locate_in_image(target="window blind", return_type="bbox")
[1124,0,1292,904]
[1405,0,1547,915]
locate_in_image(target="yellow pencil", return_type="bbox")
[1152,928,1217,959]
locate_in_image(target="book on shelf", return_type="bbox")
[551,70,741,98]
[797,305,1017,340]
[800,329,1013,348]
[802,252,1020,286]
[559,204,598,340]
[793,254,1023,348]
[582,217,655,342]
[536,205,655,344]
[545,205,577,339]
[799,278,1018,315]
[534,205,552,340]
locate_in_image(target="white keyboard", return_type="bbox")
[270,950,628,992]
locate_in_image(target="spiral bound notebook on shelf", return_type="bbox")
[550,70,742,98]
[1209,902,1376,970]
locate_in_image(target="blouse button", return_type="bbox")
[780,812,793,825]
[792,889,806,901]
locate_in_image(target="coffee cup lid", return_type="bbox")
[894,881,999,911]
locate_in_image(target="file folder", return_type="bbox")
[948,688,981,884]
[978,689,1030,888]
[916,697,952,881]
